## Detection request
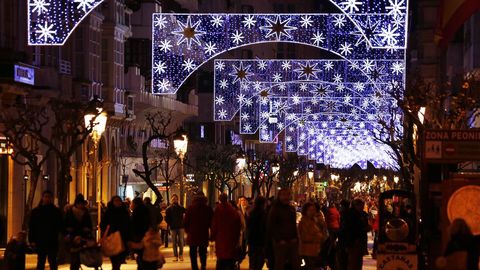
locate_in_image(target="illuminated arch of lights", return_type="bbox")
[151,0,408,94]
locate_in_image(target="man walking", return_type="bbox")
[165,194,186,261]
[29,190,63,270]
[266,188,301,270]
[211,193,241,270]
[184,192,213,270]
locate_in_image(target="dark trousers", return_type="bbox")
[110,253,125,270]
[161,229,169,247]
[248,246,265,270]
[142,261,157,270]
[216,259,236,270]
[189,245,208,270]
[37,250,58,270]
[69,252,80,270]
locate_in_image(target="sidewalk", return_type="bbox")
[19,246,376,270]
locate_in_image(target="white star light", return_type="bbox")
[154,15,167,29]
[311,31,325,46]
[204,41,217,55]
[261,133,271,141]
[159,39,172,52]
[215,61,225,71]
[153,61,167,74]
[157,79,171,92]
[295,62,321,80]
[333,14,346,28]
[257,60,267,70]
[324,61,334,71]
[339,42,353,55]
[362,60,375,73]
[229,62,252,84]
[377,25,400,47]
[172,16,206,48]
[300,83,308,91]
[74,0,95,12]
[241,112,249,121]
[354,82,365,92]
[210,15,224,27]
[244,98,253,107]
[182,59,196,72]
[217,109,227,119]
[260,16,297,40]
[231,30,244,45]
[253,81,262,91]
[300,15,313,28]
[30,0,50,16]
[272,73,282,82]
[219,79,228,89]
[237,94,246,103]
[292,94,301,105]
[281,61,292,70]
[333,74,343,83]
[349,61,359,70]
[391,61,404,75]
[386,0,406,18]
[214,95,225,105]
[243,123,252,132]
[36,21,56,42]
[340,0,363,13]
[242,15,257,29]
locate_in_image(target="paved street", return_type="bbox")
[20,246,377,270]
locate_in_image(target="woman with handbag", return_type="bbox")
[298,202,326,270]
[100,196,130,270]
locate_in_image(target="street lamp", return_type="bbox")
[173,131,188,207]
[394,176,399,189]
[84,99,107,241]
[236,155,246,196]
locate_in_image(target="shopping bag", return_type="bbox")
[100,225,125,257]
[80,246,103,268]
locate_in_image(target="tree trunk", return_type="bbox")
[23,169,41,230]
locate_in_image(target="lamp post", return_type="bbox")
[394,176,399,189]
[173,131,188,207]
[84,101,107,241]
[307,169,314,198]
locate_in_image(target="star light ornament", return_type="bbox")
[260,16,297,40]
[30,0,50,16]
[172,16,206,49]
[74,0,95,12]
[36,21,56,42]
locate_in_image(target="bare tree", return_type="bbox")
[131,111,177,203]
[156,144,179,204]
[278,154,307,189]
[0,103,52,228]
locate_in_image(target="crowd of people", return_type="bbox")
[3,188,480,270]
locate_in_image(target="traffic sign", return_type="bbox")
[424,130,480,162]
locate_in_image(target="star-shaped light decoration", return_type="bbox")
[260,16,297,40]
[294,62,320,80]
[229,62,252,84]
[172,16,206,49]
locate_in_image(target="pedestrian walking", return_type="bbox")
[237,196,249,265]
[266,188,301,270]
[144,197,162,230]
[159,203,169,247]
[100,196,130,270]
[247,196,268,270]
[211,193,242,270]
[28,190,63,270]
[184,192,214,270]
[4,231,28,270]
[64,194,95,270]
[128,197,151,270]
[141,228,165,270]
[341,199,370,270]
[440,218,480,270]
[298,202,327,270]
[165,194,186,261]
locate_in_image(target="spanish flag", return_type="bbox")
[435,0,480,48]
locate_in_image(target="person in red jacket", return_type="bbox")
[326,203,341,236]
[211,193,242,270]
[184,192,214,270]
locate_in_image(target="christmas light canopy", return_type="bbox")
[152,0,408,94]
[28,0,104,45]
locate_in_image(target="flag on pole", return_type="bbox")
[435,0,480,48]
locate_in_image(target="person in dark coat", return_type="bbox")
[341,198,370,270]
[266,188,300,270]
[128,197,151,270]
[28,190,63,270]
[444,218,480,270]
[247,196,268,270]
[100,196,130,270]
[144,197,162,230]
[184,192,213,270]
[4,231,28,270]
[165,194,186,261]
[64,194,94,270]
[211,193,242,270]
